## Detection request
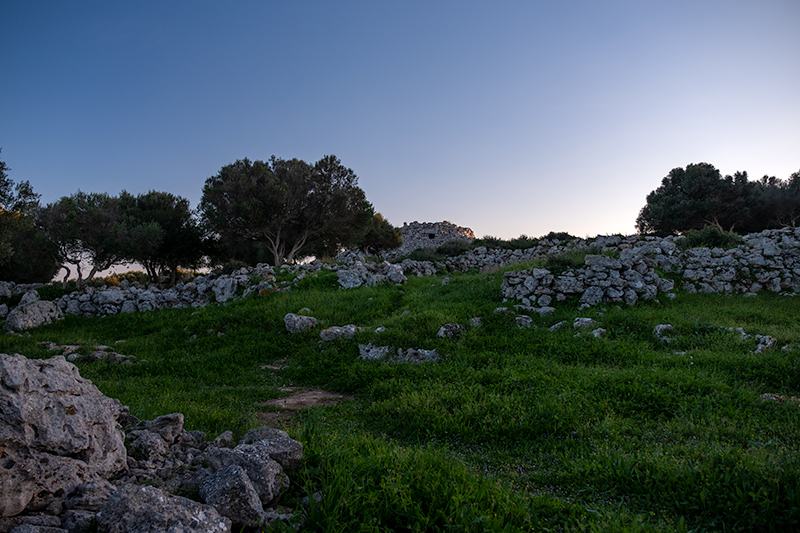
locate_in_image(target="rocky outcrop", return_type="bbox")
[0,353,304,532]
[0,353,127,518]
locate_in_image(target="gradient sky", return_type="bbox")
[2,1,798,239]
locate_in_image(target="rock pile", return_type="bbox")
[0,353,304,533]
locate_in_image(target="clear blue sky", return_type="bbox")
[2,1,798,239]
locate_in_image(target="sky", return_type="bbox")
[2,1,799,240]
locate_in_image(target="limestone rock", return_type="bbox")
[358,343,392,360]
[199,465,264,528]
[283,313,318,334]
[436,323,465,338]
[205,445,288,506]
[320,324,357,341]
[0,354,127,518]
[239,427,304,470]
[96,484,231,533]
[4,301,63,332]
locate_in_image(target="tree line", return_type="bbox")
[636,162,800,236]
[0,150,401,286]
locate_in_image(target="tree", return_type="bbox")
[636,163,758,235]
[119,190,204,284]
[200,155,374,266]
[0,149,61,283]
[358,212,402,255]
[40,192,128,288]
[0,149,42,268]
[0,220,62,283]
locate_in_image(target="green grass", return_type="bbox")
[3,268,800,532]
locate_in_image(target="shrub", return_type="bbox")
[677,225,745,251]
[543,231,577,242]
[435,240,472,257]
[405,247,443,262]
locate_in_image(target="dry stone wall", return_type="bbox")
[500,227,800,310]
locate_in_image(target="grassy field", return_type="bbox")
[2,265,799,532]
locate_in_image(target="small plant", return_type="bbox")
[677,225,745,251]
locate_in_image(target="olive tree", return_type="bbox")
[200,155,374,266]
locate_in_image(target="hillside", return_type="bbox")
[2,234,800,531]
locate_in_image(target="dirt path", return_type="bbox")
[258,387,351,426]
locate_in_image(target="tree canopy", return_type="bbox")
[636,163,800,235]
[119,190,204,285]
[200,155,374,266]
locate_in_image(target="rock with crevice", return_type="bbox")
[95,484,231,533]
[0,353,127,518]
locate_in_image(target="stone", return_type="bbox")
[127,430,169,463]
[144,413,184,445]
[205,444,288,506]
[18,290,40,306]
[515,315,534,328]
[653,324,674,343]
[96,484,231,533]
[358,343,392,360]
[239,427,304,470]
[436,323,465,338]
[4,301,63,332]
[212,278,238,303]
[394,348,441,363]
[283,313,318,334]
[591,328,606,338]
[573,317,597,329]
[0,354,127,518]
[93,289,125,307]
[64,478,117,511]
[319,324,357,341]
[579,286,604,306]
[199,465,264,528]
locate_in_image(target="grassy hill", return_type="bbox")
[2,265,799,532]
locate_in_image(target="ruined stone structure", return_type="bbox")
[384,221,475,260]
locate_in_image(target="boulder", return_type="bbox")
[96,484,231,533]
[205,445,288,506]
[0,354,127,518]
[212,278,238,303]
[4,301,63,332]
[199,465,264,528]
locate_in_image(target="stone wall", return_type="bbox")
[384,221,475,260]
[500,227,800,311]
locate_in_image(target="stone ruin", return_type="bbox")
[383,221,475,260]
[0,353,304,533]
